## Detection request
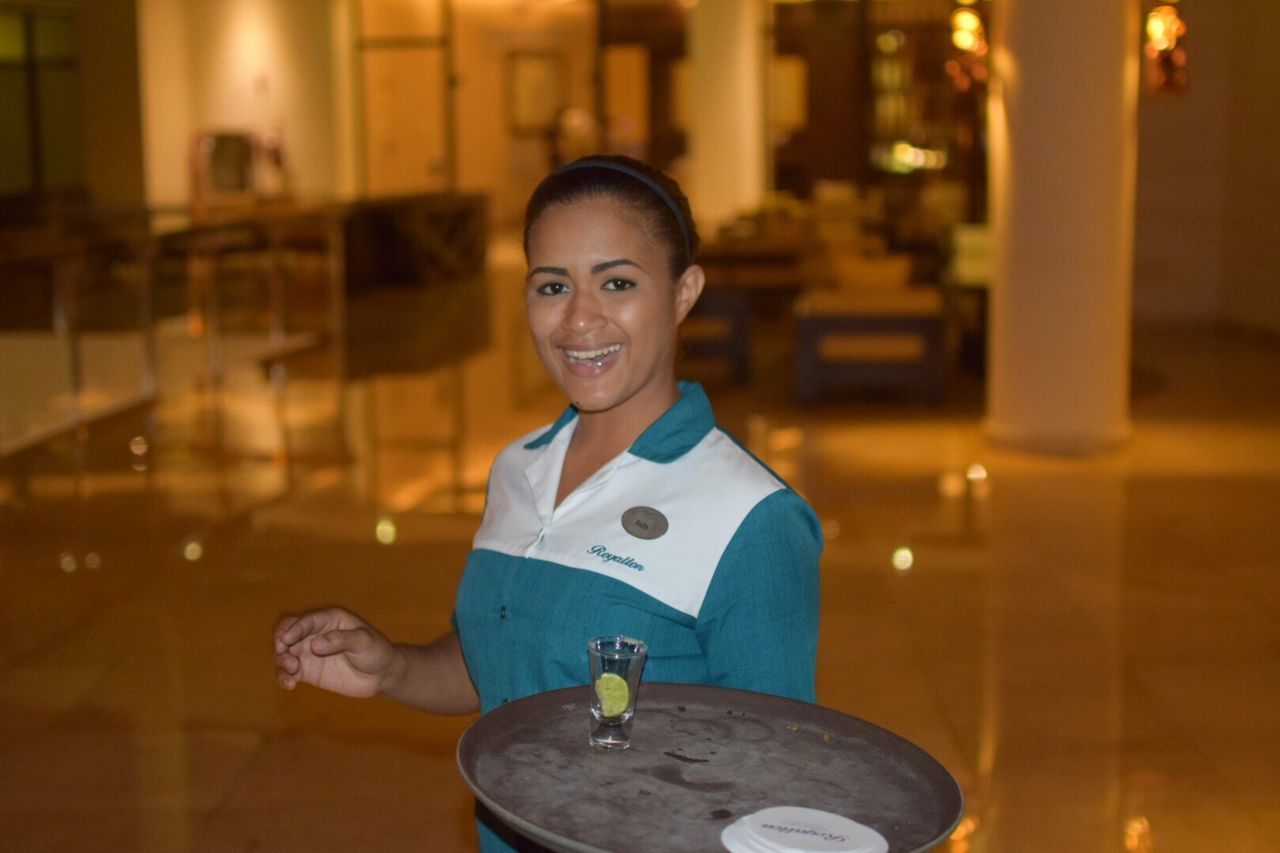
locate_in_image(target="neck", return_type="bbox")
[571,378,681,458]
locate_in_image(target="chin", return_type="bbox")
[568,387,626,414]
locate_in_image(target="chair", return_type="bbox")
[811,181,887,249]
[794,246,946,403]
[683,212,809,383]
[190,130,290,217]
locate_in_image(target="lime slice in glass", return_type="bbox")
[595,672,630,718]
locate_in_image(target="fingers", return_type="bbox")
[273,623,349,666]
[273,610,340,692]
[272,607,384,694]
[272,607,351,653]
[273,615,300,654]
[310,626,370,658]
[273,610,326,653]
[275,639,304,688]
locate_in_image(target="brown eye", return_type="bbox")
[535,281,569,296]
[602,278,637,292]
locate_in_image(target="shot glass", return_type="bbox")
[587,635,648,749]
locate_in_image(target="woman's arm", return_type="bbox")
[382,630,480,714]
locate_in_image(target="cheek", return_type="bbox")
[525,299,558,339]
[526,316,561,370]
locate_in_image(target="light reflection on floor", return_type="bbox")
[2,243,1279,852]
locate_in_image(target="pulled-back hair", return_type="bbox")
[523,154,700,279]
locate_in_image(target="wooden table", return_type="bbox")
[457,684,963,852]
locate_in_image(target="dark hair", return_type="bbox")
[523,154,700,279]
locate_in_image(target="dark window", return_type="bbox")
[0,6,83,221]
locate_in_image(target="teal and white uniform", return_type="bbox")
[455,381,821,707]
[453,381,822,849]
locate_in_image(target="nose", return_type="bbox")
[562,285,606,333]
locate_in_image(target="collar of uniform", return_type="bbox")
[630,381,715,463]
[522,381,715,462]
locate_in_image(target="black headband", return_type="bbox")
[553,158,692,260]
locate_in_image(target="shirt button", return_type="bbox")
[499,605,507,620]
[501,698,509,704]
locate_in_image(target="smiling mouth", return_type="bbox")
[563,344,621,367]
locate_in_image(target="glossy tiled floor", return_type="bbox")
[2,241,1279,852]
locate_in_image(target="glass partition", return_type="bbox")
[0,231,154,457]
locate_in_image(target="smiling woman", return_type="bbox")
[274,155,822,853]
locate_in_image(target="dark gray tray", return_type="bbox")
[457,684,962,852]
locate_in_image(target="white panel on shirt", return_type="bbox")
[473,425,785,618]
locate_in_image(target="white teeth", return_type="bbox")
[565,344,621,361]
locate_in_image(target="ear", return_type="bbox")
[673,264,706,325]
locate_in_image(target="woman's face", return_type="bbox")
[525,196,703,418]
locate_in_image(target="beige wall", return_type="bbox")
[187,0,337,198]
[1133,2,1280,334]
[1222,0,1280,333]
[138,0,340,207]
[1132,8,1228,322]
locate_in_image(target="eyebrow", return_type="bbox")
[526,258,645,280]
[592,258,644,274]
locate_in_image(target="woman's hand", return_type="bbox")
[273,607,404,698]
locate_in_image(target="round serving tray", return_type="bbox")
[457,683,962,852]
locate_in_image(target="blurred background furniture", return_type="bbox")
[943,222,992,372]
[794,244,946,403]
[681,285,752,383]
[682,206,809,382]
[810,180,887,252]
[190,130,291,218]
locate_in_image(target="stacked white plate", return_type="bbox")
[720,806,890,853]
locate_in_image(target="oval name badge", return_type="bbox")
[621,506,668,540]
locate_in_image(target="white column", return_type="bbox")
[330,0,363,198]
[687,0,767,231]
[985,0,1140,453]
[136,0,194,208]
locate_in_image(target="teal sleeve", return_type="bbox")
[694,488,822,702]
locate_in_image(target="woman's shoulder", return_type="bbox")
[639,426,820,552]
[681,425,800,501]
[695,429,821,540]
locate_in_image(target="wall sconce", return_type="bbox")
[946,1,989,93]
[1144,2,1189,93]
